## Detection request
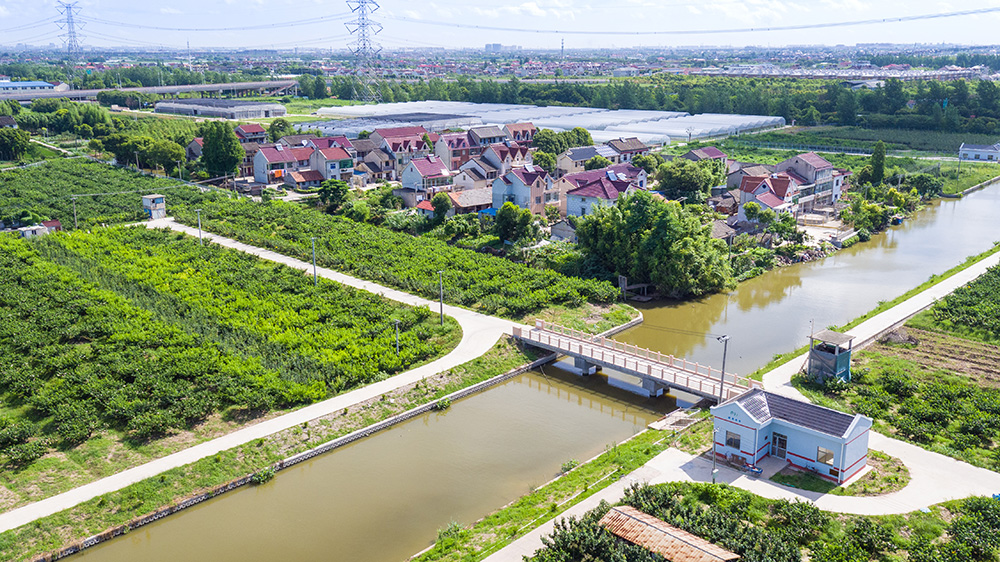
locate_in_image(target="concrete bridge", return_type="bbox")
[513,321,761,401]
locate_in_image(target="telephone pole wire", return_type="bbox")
[344,0,383,102]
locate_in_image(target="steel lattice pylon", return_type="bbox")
[56,1,84,59]
[345,0,382,103]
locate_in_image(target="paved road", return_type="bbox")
[485,248,1000,561]
[0,218,519,534]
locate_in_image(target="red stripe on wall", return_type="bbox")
[785,459,840,483]
[786,451,812,463]
[843,455,868,474]
[756,441,770,453]
[842,460,869,483]
[712,416,756,431]
[846,429,869,446]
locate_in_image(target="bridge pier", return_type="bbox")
[571,357,597,376]
[642,378,667,398]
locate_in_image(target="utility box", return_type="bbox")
[142,194,166,220]
[807,329,855,383]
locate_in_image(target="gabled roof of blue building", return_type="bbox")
[732,388,858,438]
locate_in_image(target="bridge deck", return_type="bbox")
[513,321,760,402]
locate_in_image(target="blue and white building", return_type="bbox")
[711,388,872,484]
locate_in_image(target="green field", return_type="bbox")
[745,126,1000,155]
[0,228,458,508]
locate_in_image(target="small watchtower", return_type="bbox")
[807,330,855,383]
[141,194,166,219]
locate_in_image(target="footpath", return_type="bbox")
[0,218,519,534]
[485,248,1000,562]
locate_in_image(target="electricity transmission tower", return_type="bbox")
[56,1,84,59]
[344,0,383,102]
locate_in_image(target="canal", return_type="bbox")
[74,184,1000,562]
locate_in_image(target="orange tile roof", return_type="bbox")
[599,506,740,562]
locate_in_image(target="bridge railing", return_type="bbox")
[516,321,762,394]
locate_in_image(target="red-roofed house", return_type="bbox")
[566,176,637,217]
[397,155,454,207]
[308,136,355,153]
[253,144,315,184]
[235,124,268,144]
[606,137,650,163]
[555,163,648,201]
[379,132,439,178]
[681,146,728,162]
[738,175,795,220]
[370,126,429,144]
[415,199,436,218]
[503,122,537,143]
[186,137,204,161]
[309,146,354,181]
[434,132,474,170]
[491,165,556,215]
[774,152,840,211]
[483,142,533,171]
[283,169,325,191]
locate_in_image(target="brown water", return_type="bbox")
[616,186,1000,375]
[75,365,667,562]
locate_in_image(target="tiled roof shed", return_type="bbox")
[600,506,740,562]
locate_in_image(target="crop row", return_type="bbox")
[171,199,620,318]
[931,264,1000,339]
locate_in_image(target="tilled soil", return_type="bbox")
[873,327,1000,385]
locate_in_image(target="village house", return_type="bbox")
[565,174,638,217]
[483,141,533,171]
[253,144,314,184]
[680,146,728,163]
[447,188,493,215]
[349,138,377,161]
[711,388,872,484]
[186,137,204,161]
[503,122,537,143]
[375,126,439,177]
[239,143,260,178]
[234,123,268,145]
[278,134,319,148]
[556,145,621,177]
[959,142,1000,162]
[309,146,354,181]
[467,125,508,150]
[283,169,325,191]
[606,137,650,163]
[453,157,500,191]
[556,163,648,198]
[434,132,474,170]
[737,174,795,220]
[549,219,577,243]
[773,152,839,212]
[396,155,454,207]
[727,163,775,190]
[0,115,18,129]
[492,165,555,215]
[359,149,395,183]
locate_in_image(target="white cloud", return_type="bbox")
[160,7,182,14]
[0,6,9,17]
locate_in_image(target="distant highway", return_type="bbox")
[0,80,297,103]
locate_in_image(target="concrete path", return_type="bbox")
[0,219,519,534]
[486,248,1000,561]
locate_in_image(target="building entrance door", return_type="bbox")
[772,433,787,459]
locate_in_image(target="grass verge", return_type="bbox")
[770,450,910,496]
[0,338,541,562]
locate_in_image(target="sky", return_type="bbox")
[3,0,1000,52]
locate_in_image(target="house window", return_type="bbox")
[725,431,741,450]
[817,447,834,465]
[535,196,542,204]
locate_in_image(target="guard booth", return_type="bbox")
[141,194,166,219]
[807,330,855,383]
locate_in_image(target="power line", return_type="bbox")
[382,6,1000,36]
[345,0,383,102]
[56,1,83,57]
[0,17,59,33]
[77,13,352,32]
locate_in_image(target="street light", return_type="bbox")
[311,237,318,286]
[712,428,719,485]
[195,209,203,245]
[712,334,729,485]
[175,160,183,181]
[394,319,401,356]
[438,270,444,325]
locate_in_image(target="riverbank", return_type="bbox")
[420,238,1000,562]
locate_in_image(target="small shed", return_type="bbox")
[808,330,855,383]
[599,505,740,561]
[141,194,166,220]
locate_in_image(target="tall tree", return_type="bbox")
[870,140,886,186]
[584,155,612,170]
[0,129,30,161]
[312,76,328,99]
[532,150,556,174]
[268,118,295,142]
[655,159,711,203]
[201,122,243,176]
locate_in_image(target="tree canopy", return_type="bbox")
[200,122,243,176]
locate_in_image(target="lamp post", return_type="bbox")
[195,209,203,245]
[176,160,183,181]
[437,270,444,325]
[311,237,317,286]
[712,335,729,485]
[712,428,719,484]
[394,319,400,356]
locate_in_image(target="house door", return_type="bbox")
[771,433,787,459]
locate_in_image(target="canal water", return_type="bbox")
[616,186,1000,375]
[76,365,670,562]
[73,184,1000,562]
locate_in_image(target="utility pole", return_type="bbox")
[438,270,444,325]
[712,334,729,485]
[311,237,318,285]
[175,160,183,181]
[72,196,78,229]
[394,319,400,356]
[345,0,383,102]
[134,151,140,171]
[195,209,203,245]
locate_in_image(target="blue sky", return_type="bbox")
[3,0,1000,51]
